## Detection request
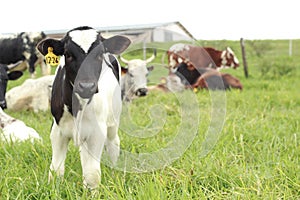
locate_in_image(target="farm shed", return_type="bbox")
[97,21,196,43]
[45,21,196,59]
[45,21,196,43]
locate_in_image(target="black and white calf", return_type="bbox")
[0,32,47,76]
[37,26,130,189]
[0,63,23,109]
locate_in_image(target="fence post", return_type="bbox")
[289,39,292,56]
[240,38,249,78]
[143,40,147,60]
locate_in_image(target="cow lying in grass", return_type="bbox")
[191,70,243,90]
[167,43,239,71]
[119,49,156,101]
[174,62,243,90]
[0,107,41,143]
[6,75,54,112]
[164,43,242,91]
[150,64,242,93]
[165,57,243,91]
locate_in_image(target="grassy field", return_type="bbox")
[0,39,299,199]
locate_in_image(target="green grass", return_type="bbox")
[0,39,299,199]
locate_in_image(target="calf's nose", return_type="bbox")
[79,82,95,90]
[75,82,98,99]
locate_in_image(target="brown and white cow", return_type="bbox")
[170,62,243,91]
[204,47,239,69]
[165,43,241,91]
[167,43,239,72]
[191,69,243,90]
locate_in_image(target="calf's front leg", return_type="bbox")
[80,123,106,189]
[48,123,70,181]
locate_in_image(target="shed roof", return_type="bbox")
[45,21,196,42]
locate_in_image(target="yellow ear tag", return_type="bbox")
[193,88,198,93]
[45,47,60,67]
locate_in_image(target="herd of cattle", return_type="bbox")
[118,43,242,101]
[0,26,243,189]
[0,30,243,110]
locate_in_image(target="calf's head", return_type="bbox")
[37,27,131,101]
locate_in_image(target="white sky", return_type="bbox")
[1,0,299,40]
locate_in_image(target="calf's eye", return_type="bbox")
[65,52,73,61]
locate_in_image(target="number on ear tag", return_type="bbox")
[45,47,59,67]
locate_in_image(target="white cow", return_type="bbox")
[0,107,41,143]
[6,75,54,112]
[120,49,156,101]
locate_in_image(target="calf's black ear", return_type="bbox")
[103,35,131,55]
[37,38,65,56]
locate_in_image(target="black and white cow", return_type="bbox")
[0,32,47,77]
[0,63,23,109]
[37,26,130,189]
